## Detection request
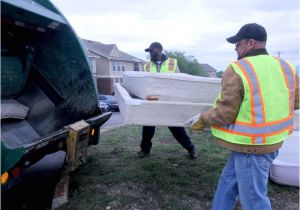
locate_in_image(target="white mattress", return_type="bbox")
[270,131,299,187]
[123,71,221,103]
[114,83,213,126]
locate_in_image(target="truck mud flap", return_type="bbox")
[85,112,112,145]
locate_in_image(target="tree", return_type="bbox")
[216,71,224,78]
[166,51,208,77]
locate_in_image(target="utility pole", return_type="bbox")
[276,51,284,58]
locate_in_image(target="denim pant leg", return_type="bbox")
[211,152,239,210]
[168,127,195,152]
[235,151,278,210]
[140,126,156,153]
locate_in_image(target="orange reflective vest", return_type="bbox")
[211,55,296,145]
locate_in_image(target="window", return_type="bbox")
[112,60,116,71]
[112,60,124,72]
[89,58,96,74]
[134,63,139,71]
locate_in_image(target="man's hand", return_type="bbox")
[184,113,206,132]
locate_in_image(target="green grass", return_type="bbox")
[59,126,299,210]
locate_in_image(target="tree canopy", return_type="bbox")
[165,51,208,77]
[216,71,224,78]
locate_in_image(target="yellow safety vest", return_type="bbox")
[144,58,177,73]
[211,55,296,145]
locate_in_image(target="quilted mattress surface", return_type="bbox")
[123,71,221,103]
[270,131,299,187]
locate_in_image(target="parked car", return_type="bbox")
[98,95,119,111]
[99,101,110,113]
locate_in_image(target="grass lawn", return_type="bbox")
[59,126,299,210]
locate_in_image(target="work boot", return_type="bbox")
[136,150,150,159]
[188,149,197,159]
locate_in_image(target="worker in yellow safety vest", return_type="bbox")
[137,42,196,159]
[185,23,299,210]
[143,42,179,73]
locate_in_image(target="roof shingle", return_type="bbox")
[82,39,143,62]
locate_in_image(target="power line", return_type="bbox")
[289,48,299,63]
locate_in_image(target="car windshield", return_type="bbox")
[99,95,116,101]
[99,95,106,100]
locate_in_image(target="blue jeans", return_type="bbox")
[212,150,278,210]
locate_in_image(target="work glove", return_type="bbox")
[184,113,206,132]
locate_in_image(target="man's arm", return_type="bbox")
[201,66,244,126]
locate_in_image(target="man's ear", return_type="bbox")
[248,39,256,48]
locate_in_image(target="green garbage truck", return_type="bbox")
[1,0,111,190]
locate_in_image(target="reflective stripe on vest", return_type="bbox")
[143,58,176,73]
[212,57,295,144]
[217,116,293,136]
[276,57,296,116]
[145,63,151,72]
[168,58,176,72]
[235,59,266,124]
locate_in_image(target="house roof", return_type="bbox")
[82,39,143,62]
[87,50,100,58]
[200,63,217,73]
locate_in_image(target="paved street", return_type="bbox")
[102,111,123,128]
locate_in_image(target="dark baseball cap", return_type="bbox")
[226,23,267,43]
[145,42,163,52]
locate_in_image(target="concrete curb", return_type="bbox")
[100,124,125,134]
[51,169,70,209]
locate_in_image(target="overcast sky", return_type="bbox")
[51,0,299,71]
